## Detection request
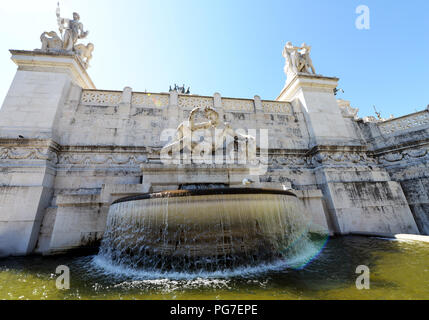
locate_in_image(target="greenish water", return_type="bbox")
[0,236,428,300]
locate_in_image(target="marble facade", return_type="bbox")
[0,43,427,257]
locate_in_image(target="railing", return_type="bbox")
[262,101,292,114]
[378,110,429,135]
[132,93,169,108]
[222,98,254,113]
[178,95,214,110]
[81,90,122,106]
[81,90,169,108]
[80,90,294,115]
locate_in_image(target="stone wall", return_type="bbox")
[56,88,308,150]
[0,51,426,257]
[359,110,429,235]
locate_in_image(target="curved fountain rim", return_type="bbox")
[112,188,297,205]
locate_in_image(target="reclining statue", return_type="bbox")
[161,106,256,161]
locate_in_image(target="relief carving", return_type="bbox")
[58,153,149,166]
[309,152,376,166]
[0,147,57,163]
[377,147,429,165]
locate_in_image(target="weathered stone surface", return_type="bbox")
[0,48,427,257]
[0,186,52,257]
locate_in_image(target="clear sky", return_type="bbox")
[0,0,428,118]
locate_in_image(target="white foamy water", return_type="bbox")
[91,239,323,280]
[94,190,328,279]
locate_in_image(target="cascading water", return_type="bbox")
[96,189,316,276]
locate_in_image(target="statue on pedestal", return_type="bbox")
[38,3,94,69]
[282,42,316,80]
[56,8,89,52]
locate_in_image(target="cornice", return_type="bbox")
[9,49,95,89]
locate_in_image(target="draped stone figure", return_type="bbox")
[283,41,316,81]
[56,5,89,51]
[38,3,94,70]
[282,41,299,75]
[299,43,316,74]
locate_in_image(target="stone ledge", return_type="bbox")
[10,49,95,89]
[56,194,101,207]
[277,73,339,101]
[141,163,262,186]
[100,183,152,204]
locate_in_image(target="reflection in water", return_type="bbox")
[0,237,428,300]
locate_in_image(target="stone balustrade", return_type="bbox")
[262,101,292,114]
[222,98,254,113]
[178,95,214,110]
[79,89,293,115]
[132,93,169,108]
[378,110,429,135]
[81,90,122,106]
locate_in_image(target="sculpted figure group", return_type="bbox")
[282,42,316,78]
[38,3,94,69]
[161,106,256,163]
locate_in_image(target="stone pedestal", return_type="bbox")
[278,73,360,147]
[0,50,95,257]
[0,50,95,140]
[278,73,420,236]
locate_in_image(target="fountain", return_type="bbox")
[95,107,318,275]
[97,188,313,273]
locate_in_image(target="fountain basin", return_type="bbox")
[99,188,311,272]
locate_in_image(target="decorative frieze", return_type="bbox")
[57,153,149,166]
[377,147,429,165]
[308,151,376,167]
[270,155,307,166]
[0,147,58,163]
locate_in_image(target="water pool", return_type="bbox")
[0,236,428,300]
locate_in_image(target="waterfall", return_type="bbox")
[97,190,314,274]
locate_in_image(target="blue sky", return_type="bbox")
[0,0,428,118]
